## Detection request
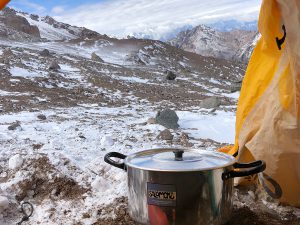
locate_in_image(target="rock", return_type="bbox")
[8,122,21,131]
[147,118,156,124]
[30,14,39,21]
[37,114,47,120]
[91,52,104,62]
[156,109,179,129]
[199,97,221,109]
[0,57,10,65]
[180,132,189,142]
[49,61,60,71]
[179,132,193,147]
[8,154,24,170]
[40,49,50,57]
[158,129,173,141]
[2,48,13,57]
[0,196,9,212]
[230,83,242,93]
[166,70,176,80]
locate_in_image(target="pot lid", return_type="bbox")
[125,148,235,172]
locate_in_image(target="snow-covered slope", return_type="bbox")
[236,32,261,62]
[0,8,102,42]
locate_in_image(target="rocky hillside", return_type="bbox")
[0,7,106,42]
[169,24,260,62]
[0,7,246,114]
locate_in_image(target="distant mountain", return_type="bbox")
[129,20,257,41]
[129,24,194,42]
[0,7,245,111]
[207,20,258,32]
[169,24,259,62]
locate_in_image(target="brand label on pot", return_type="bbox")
[147,183,176,207]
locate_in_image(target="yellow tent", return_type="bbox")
[220,0,300,207]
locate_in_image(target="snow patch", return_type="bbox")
[178,110,235,143]
[9,67,40,78]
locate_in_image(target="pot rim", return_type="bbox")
[124,148,237,172]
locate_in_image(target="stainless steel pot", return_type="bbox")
[104,148,265,225]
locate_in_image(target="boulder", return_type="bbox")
[49,61,60,71]
[91,52,104,62]
[166,70,176,80]
[230,83,242,93]
[199,97,221,109]
[8,122,21,131]
[158,129,173,141]
[156,109,179,129]
[40,49,50,57]
[37,114,47,120]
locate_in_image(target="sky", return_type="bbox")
[8,0,262,39]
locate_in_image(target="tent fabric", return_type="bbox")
[0,0,10,10]
[220,0,300,207]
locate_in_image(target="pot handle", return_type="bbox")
[104,152,127,171]
[222,160,266,180]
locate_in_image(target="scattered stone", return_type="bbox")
[157,129,173,141]
[32,143,44,150]
[178,132,193,147]
[180,132,189,142]
[166,70,176,80]
[210,108,217,113]
[199,97,221,109]
[37,114,47,120]
[82,213,91,219]
[30,14,39,21]
[40,49,50,57]
[8,122,21,131]
[49,61,61,71]
[8,154,24,170]
[147,118,156,124]
[91,52,104,62]
[156,108,179,129]
[2,48,13,57]
[0,196,9,212]
[230,83,242,93]
[0,57,10,65]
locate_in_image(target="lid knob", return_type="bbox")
[173,150,184,161]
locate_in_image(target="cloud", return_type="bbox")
[51,6,64,14]
[54,0,261,39]
[10,0,47,15]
